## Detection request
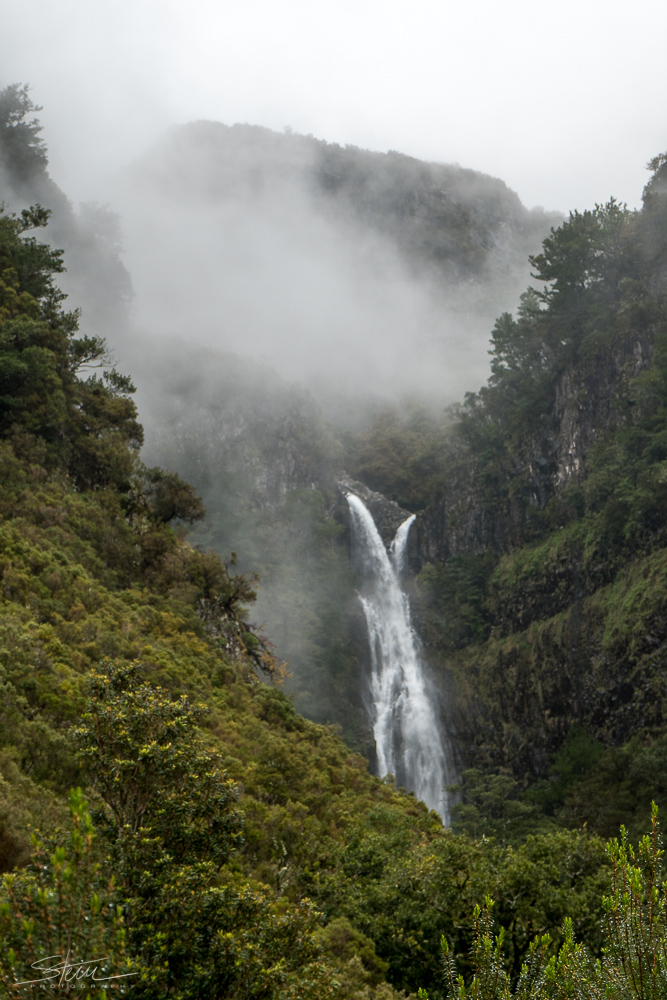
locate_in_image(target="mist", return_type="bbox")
[117,183,486,415]
[4,0,667,843]
[92,121,558,433]
[5,0,667,214]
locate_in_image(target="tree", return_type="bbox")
[0,203,143,487]
[424,806,667,1000]
[72,659,241,860]
[449,769,545,844]
[0,84,48,181]
[137,465,206,524]
[643,152,667,201]
[0,789,133,999]
[529,200,632,306]
[72,660,333,999]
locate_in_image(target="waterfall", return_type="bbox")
[346,493,450,823]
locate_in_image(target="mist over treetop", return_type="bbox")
[127,118,560,283]
[0,82,562,414]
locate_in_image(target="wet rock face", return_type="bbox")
[553,333,653,487]
[415,458,490,562]
[415,332,655,564]
[453,587,667,784]
[337,476,414,549]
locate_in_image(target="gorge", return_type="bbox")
[6,80,667,996]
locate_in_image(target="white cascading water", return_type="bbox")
[346,493,450,822]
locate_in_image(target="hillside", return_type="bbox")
[0,143,617,1000]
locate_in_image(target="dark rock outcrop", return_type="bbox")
[416,330,655,565]
[337,475,414,550]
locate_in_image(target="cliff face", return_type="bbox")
[412,296,667,807]
[337,475,413,548]
[552,334,653,483]
[141,350,338,519]
[451,543,667,788]
[416,329,655,564]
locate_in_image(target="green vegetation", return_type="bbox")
[429,177,667,826]
[0,143,613,996]
[343,403,453,512]
[425,806,667,1000]
[8,84,667,998]
[0,199,141,489]
[0,84,48,180]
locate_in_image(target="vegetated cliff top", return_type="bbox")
[128,119,562,283]
[0,85,132,343]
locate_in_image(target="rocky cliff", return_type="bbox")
[416,329,656,565]
[337,475,413,548]
[141,350,338,520]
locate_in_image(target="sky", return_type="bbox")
[3,0,667,214]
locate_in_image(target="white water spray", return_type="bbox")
[346,493,450,822]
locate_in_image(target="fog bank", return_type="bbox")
[106,122,559,422]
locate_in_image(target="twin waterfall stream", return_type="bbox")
[346,493,451,823]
